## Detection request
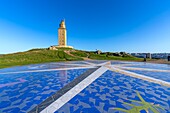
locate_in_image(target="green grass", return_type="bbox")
[70,51,88,57]
[56,47,73,51]
[70,51,142,61]
[0,49,142,69]
[88,53,142,61]
[0,49,82,69]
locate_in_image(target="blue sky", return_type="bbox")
[0,0,170,54]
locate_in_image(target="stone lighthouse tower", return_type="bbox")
[58,20,67,46]
[57,20,73,48]
[48,20,73,50]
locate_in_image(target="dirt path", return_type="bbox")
[64,50,91,60]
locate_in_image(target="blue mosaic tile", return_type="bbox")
[85,60,107,64]
[126,63,170,70]
[126,70,170,82]
[0,69,87,113]
[1,61,170,113]
[111,61,129,65]
[56,71,170,113]
[0,62,82,73]
[66,61,89,65]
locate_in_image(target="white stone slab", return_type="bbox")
[82,61,96,66]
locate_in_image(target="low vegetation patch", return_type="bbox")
[0,49,82,69]
[88,53,142,61]
[70,51,88,57]
[0,49,142,69]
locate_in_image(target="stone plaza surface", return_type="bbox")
[56,71,170,113]
[0,60,170,113]
[0,62,89,113]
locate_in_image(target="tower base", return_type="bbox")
[56,45,73,49]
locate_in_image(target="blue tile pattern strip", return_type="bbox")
[126,70,170,82]
[125,63,170,70]
[0,69,87,113]
[1,61,170,113]
[0,62,84,73]
[28,67,98,113]
[85,60,107,64]
[56,71,170,113]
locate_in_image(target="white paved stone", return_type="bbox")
[82,61,96,66]
[58,63,90,67]
[96,61,111,66]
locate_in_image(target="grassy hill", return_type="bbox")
[71,50,142,61]
[0,49,82,69]
[0,48,142,69]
